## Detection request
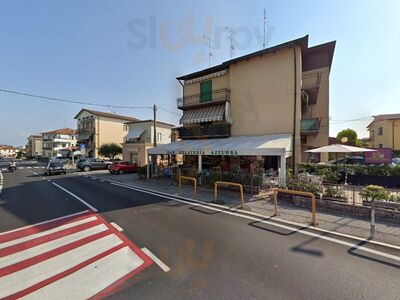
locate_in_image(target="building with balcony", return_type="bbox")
[149,35,335,178]
[122,120,175,166]
[74,109,138,158]
[27,135,43,158]
[41,128,76,157]
[0,146,19,158]
[367,114,400,150]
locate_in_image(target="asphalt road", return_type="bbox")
[0,161,399,299]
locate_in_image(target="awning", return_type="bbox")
[78,132,93,141]
[126,128,145,140]
[180,105,225,124]
[148,134,292,157]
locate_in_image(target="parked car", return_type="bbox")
[109,161,138,175]
[44,162,66,176]
[392,157,400,165]
[329,156,365,165]
[77,158,113,172]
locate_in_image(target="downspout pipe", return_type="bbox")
[292,44,298,176]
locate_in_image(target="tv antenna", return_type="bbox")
[203,35,214,67]
[225,26,236,59]
[263,9,267,48]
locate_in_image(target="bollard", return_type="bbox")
[370,201,376,239]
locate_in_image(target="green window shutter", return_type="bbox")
[200,80,212,102]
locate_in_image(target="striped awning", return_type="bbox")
[180,105,225,124]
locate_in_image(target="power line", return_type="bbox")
[0,88,152,109]
[158,106,181,116]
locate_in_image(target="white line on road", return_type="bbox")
[141,247,170,272]
[51,182,98,212]
[0,170,3,194]
[0,210,89,236]
[110,222,123,232]
[109,182,400,263]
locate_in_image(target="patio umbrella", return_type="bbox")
[305,144,376,154]
[305,144,376,184]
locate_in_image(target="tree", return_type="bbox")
[336,129,358,146]
[98,143,122,160]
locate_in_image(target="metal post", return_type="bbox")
[370,201,376,239]
[214,182,217,203]
[273,190,278,216]
[153,104,157,147]
[311,195,316,226]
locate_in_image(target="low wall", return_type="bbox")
[277,193,400,224]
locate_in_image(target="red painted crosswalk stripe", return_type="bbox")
[0,211,153,299]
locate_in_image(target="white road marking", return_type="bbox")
[109,182,400,263]
[51,182,98,212]
[0,170,3,194]
[141,247,170,272]
[110,222,123,232]
[0,224,108,269]
[0,210,89,237]
[100,180,105,183]
[22,246,144,300]
[0,216,98,249]
[0,234,123,299]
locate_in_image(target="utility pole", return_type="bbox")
[153,104,157,147]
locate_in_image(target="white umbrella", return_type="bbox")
[305,144,376,184]
[305,144,376,153]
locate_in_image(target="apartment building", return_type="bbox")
[149,35,335,178]
[41,128,77,157]
[27,135,43,158]
[0,146,19,158]
[74,109,138,158]
[122,120,174,166]
[367,114,400,150]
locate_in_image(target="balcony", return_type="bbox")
[177,124,231,139]
[77,128,95,134]
[177,88,230,109]
[301,118,321,135]
[302,73,321,105]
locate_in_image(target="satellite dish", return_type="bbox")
[341,137,348,143]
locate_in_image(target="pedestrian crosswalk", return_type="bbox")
[0,210,153,299]
[1,166,43,171]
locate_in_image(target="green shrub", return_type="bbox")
[389,165,400,177]
[389,194,400,202]
[324,187,346,199]
[297,163,339,183]
[287,180,323,196]
[360,185,390,202]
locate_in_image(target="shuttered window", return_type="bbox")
[200,80,212,102]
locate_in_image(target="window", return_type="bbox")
[378,143,383,148]
[378,127,383,135]
[157,132,162,142]
[370,130,374,139]
[200,80,212,102]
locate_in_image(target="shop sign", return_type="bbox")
[210,150,238,156]
[166,149,239,156]
[364,148,392,164]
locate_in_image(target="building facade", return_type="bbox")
[27,135,43,158]
[75,109,138,158]
[0,146,19,158]
[150,35,335,178]
[367,114,400,150]
[41,128,77,157]
[122,120,174,166]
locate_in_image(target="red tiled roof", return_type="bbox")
[41,128,76,135]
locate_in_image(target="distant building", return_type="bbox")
[0,146,19,158]
[74,109,138,158]
[367,114,400,150]
[122,120,175,166]
[41,128,77,157]
[27,135,43,158]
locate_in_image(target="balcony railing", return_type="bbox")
[77,128,95,134]
[301,118,321,135]
[177,124,231,139]
[302,72,321,89]
[177,88,230,109]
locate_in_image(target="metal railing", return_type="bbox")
[214,181,244,208]
[302,72,321,89]
[300,118,321,133]
[177,124,231,139]
[179,176,197,194]
[177,88,230,108]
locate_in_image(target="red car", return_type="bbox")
[109,161,138,174]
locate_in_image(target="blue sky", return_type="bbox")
[1,0,399,146]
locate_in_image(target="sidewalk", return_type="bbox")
[91,172,400,246]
